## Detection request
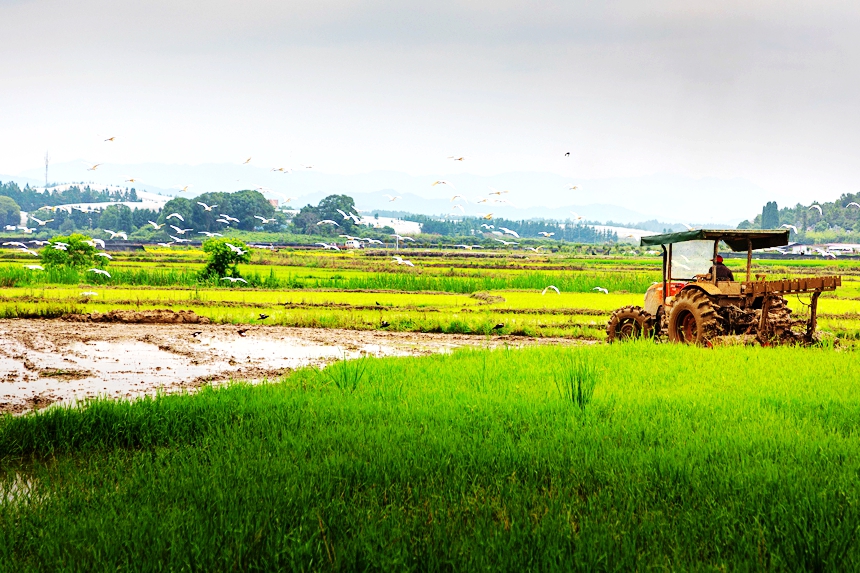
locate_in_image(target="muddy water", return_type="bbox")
[0,320,572,414]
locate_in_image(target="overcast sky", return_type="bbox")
[2,0,859,207]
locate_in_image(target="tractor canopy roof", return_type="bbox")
[639,229,790,252]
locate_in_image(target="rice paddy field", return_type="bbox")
[2,245,860,570]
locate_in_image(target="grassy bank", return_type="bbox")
[2,342,859,570]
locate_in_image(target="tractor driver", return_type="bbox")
[710,255,734,281]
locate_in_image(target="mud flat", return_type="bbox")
[0,318,579,414]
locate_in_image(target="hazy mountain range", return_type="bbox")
[2,161,771,227]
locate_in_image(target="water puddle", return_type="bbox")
[0,320,556,414]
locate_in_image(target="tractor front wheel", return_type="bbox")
[606,306,654,342]
[667,290,720,345]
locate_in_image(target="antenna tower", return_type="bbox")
[44,151,49,188]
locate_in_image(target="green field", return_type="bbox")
[2,246,860,569]
[2,343,860,570]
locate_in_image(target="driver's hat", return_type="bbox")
[714,255,724,263]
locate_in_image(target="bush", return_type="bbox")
[201,238,251,279]
[39,234,107,270]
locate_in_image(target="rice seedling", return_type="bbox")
[554,350,599,411]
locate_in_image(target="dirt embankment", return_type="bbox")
[62,309,211,324]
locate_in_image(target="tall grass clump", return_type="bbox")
[554,351,599,411]
[322,353,369,393]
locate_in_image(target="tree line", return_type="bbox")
[738,193,860,242]
[0,181,140,212]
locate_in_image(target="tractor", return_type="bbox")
[606,230,841,345]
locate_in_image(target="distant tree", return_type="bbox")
[201,238,250,279]
[760,201,780,229]
[291,204,322,234]
[0,196,21,226]
[40,233,106,270]
[316,194,358,232]
[99,205,134,233]
[157,197,195,229]
[226,190,276,231]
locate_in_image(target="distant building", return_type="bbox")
[268,199,279,208]
[826,243,860,254]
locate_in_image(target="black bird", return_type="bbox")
[564,152,570,157]
[191,331,202,337]
[380,321,390,328]
[375,301,381,306]
[238,328,249,337]
[492,323,504,330]
[259,314,269,320]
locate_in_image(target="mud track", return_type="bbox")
[0,317,581,415]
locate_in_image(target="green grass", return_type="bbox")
[2,342,860,570]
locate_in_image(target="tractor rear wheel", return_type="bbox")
[668,290,720,345]
[606,306,654,342]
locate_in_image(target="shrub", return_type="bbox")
[39,234,107,270]
[201,238,251,279]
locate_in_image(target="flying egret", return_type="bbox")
[148,221,164,230]
[392,256,414,267]
[24,264,44,270]
[384,194,401,202]
[30,216,53,226]
[95,252,113,259]
[166,213,185,222]
[499,227,519,238]
[494,238,518,246]
[317,220,340,226]
[526,247,543,253]
[316,242,340,251]
[542,285,560,295]
[199,231,223,237]
[221,277,248,283]
[157,242,174,248]
[170,225,192,234]
[847,202,860,209]
[593,286,609,294]
[809,204,823,215]
[19,248,39,256]
[3,241,27,247]
[781,224,798,234]
[538,231,555,237]
[88,268,111,278]
[488,187,509,196]
[197,201,218,211]
[431,181,455,189]
[447,156,465,161]
[451,204,465,213]
[454,244,482,250]
[219,214,240,223]
[480,224,494,229]
[87,164,102,171]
